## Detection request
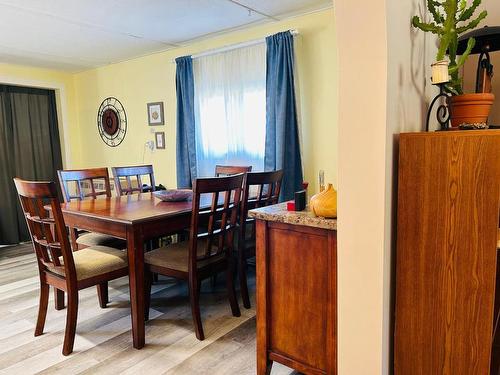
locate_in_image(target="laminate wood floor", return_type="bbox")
[0,243,296,375]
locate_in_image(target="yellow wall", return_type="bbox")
[73,9,337,192]
[0,63,80,168]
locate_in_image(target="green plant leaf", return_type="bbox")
[411,0,487,95]
[445,83,460,95]
[412,15,442,34]
[447,76,463,95]
[437,31,452,60]
[459,0,467,13]
[428,0,444,23]
[456,37,476,68]
[459,0,482,21]
[457,10,487,34]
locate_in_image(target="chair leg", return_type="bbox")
[239,254,251,309]
[97,282,108,308]
[35,282,49,336]
[151,238,159,249]
[210,274,217,288]
[145,240,159,283]
[69,227,78,251]
[145,270,153,321]
[62,290,78,356]
[226,260,241,318]
[188,277,205,340]
[54,288,65,310]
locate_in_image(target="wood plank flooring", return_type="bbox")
[0,244,296,375]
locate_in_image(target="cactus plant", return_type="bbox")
[412,0,487,95]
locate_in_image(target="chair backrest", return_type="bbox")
[13,178,76,282]
[214,165,252,177]
[111,165,156,196]
[189,174,244,269]
[57,167,112,202]
[240,170,284,240]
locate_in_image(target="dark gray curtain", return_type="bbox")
[264,31,303,201]
[0,85,63,245]
[175,56,197,188]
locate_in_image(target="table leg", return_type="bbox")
[127,226,145,349]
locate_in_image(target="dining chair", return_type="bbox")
[239,170,283,308]
[57,168,126,250]
[144,173,244,340]
[13,178,129,356]
[179,165,251,242]
[111,164,162,264]
[111,164,156,196]
[206,165,253,286]
[215,165,252,177]
[112,164,164,284]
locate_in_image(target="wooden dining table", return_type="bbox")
[52,192,198,349]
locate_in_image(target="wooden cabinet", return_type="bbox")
[250,205,337,375]
[394,131,500,374]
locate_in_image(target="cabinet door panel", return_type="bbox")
[395,131,500,375]
[268,226,329,371]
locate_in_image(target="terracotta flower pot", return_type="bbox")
[448,93,495,127]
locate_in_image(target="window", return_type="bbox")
[193,42,266,177]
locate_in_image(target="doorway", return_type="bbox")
[0,84,63,245]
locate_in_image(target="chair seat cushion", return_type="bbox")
[145,241,224,273]
[76,232,126,249]
[48,246,128,281]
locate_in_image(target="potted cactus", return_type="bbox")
[412,0,495,128]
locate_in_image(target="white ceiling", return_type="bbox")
[0,0,332,72]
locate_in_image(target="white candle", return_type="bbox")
[431,60,450,84]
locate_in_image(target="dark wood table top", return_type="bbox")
[58,193,196,225]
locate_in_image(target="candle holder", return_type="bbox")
[425,83,451,132]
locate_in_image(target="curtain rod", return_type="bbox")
[171,29,299,63]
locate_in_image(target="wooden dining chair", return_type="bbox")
[206,165,253,286]
[57,168,126,250]
[111,164,162,266]
[239,170,283,308]
[144,174,244,340]
[13,178,129,356]
[111,165,156,196]
[215,165,252,177]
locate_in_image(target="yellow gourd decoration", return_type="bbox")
[310,183,337,218]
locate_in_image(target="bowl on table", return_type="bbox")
[153,189,193,202]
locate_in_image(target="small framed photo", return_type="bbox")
[155,131,165,149]
[147,102,164,126]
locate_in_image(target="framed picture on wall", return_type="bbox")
[155,131,165,149]
[147,102,164,126]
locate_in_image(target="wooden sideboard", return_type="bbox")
[394,130,500,374]
[249,204,337,375]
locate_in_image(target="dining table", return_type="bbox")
[50,192,200,349]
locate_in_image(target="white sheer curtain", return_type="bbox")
[193,42,266,177]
